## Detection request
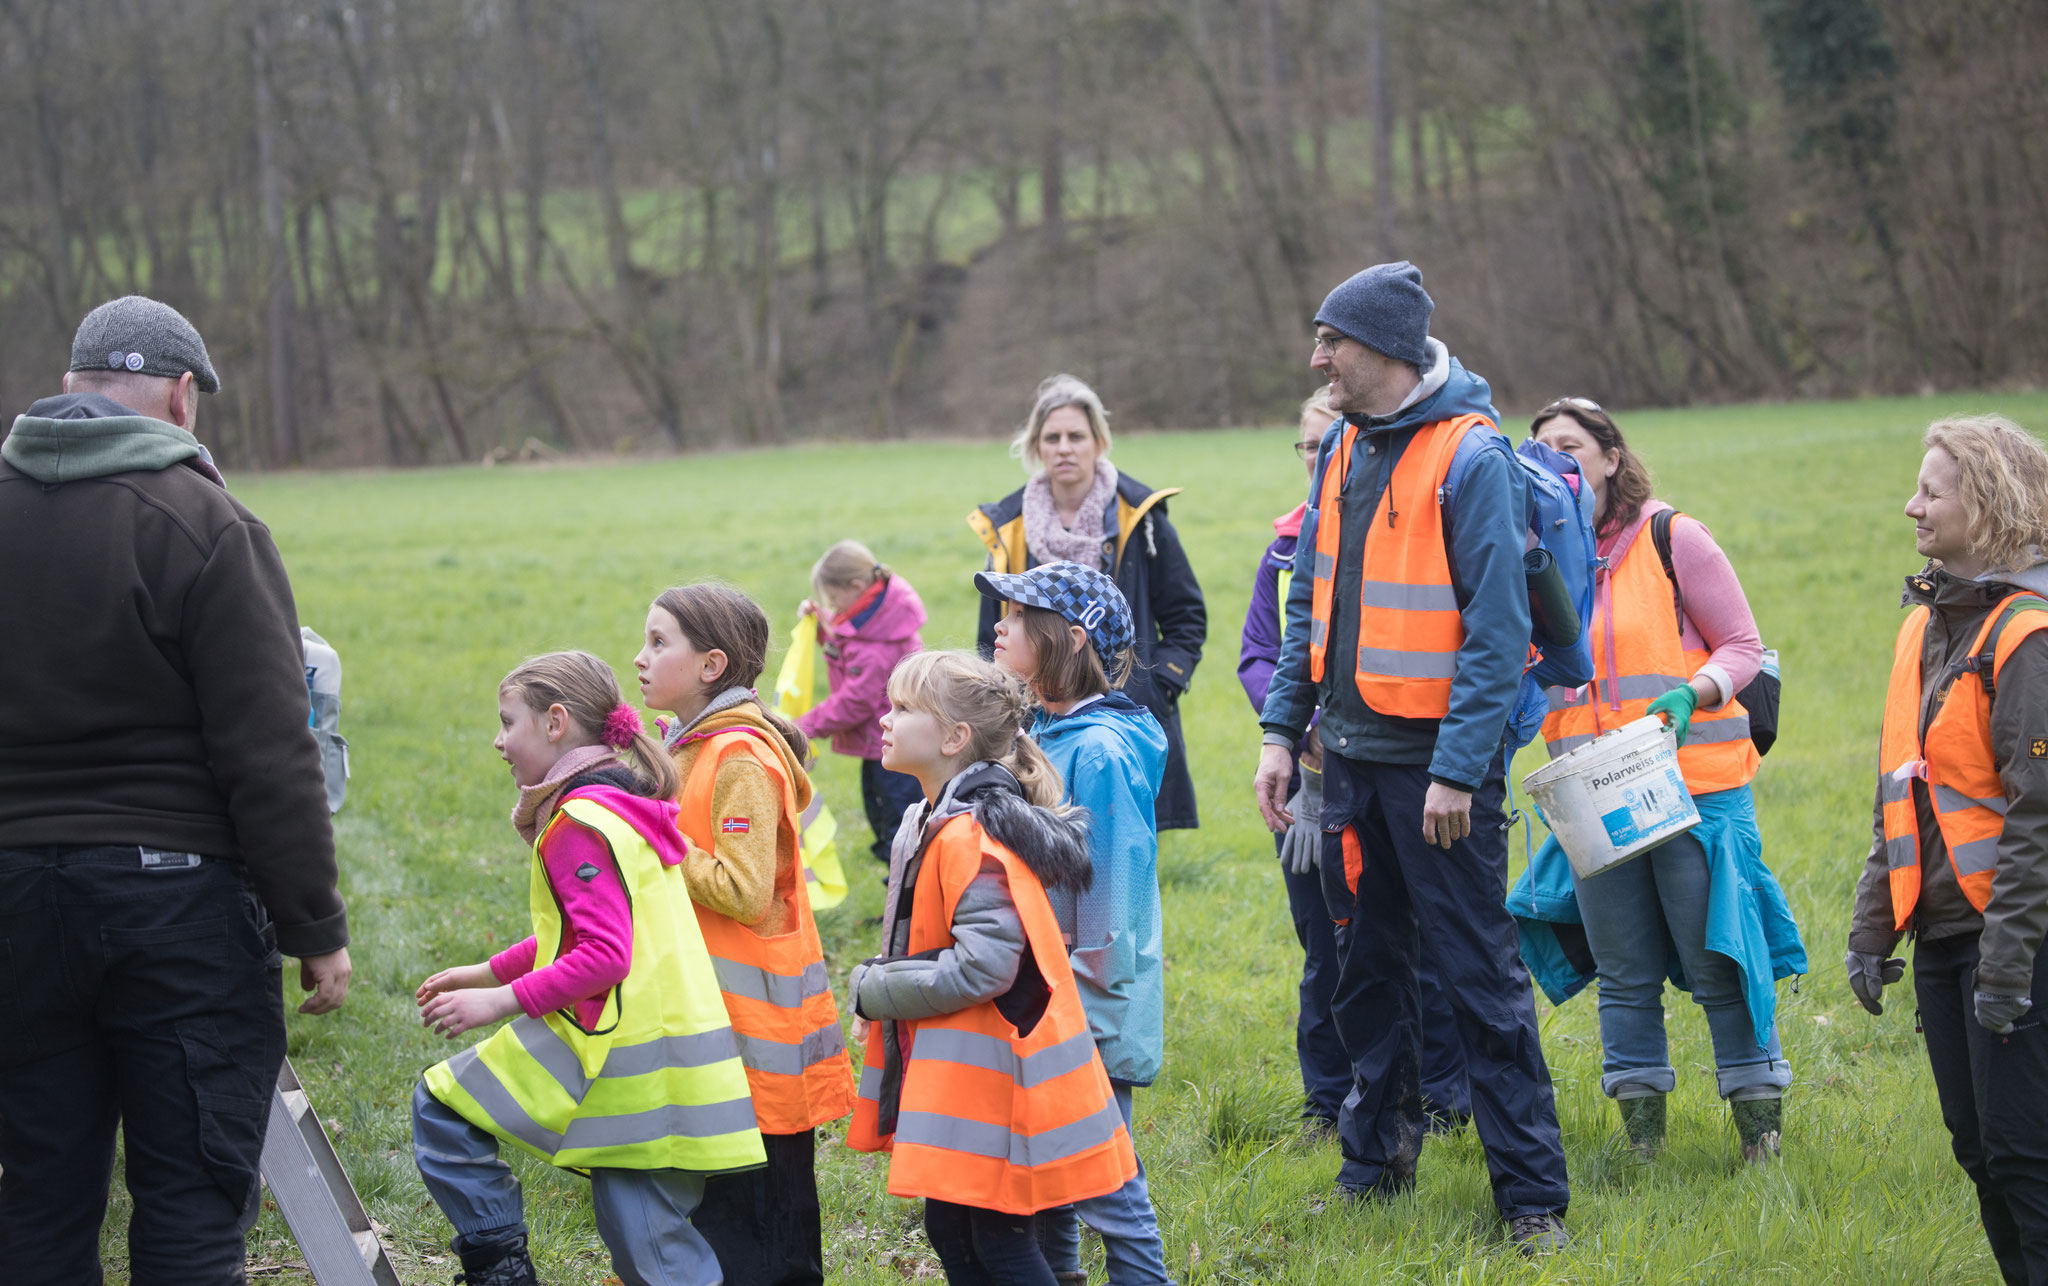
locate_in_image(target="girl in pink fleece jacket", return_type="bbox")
[795,541,928,861]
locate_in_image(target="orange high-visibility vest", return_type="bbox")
[1877,593,2048,930]
[844,813,1137,1215]
[676,729,855,1134]
[1541,515,1758,793]
[1307,413,1492,719]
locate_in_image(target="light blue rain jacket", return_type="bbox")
[1506,784,1808,1051]
[1030,691,1168,1086]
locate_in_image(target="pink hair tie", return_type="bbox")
[601,704,643,749]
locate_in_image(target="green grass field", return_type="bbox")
[103,390,2048,1283]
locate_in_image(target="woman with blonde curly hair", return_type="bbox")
[1848,414,2048,1285]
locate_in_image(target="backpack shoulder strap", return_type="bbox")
[1650,508,1683,625]
[1969,594,2048,701]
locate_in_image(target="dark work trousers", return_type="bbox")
[1327,919,1472,1128]
[1916,932,2048,1286]
[1315,753,1569,1218]
[1276,832,1354,1125]
[861,758,926,862]
[691,1128,825,1286]
[0,846,286,1286]
[923,1199,1055,1286]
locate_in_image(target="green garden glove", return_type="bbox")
[1646,684,1700,747]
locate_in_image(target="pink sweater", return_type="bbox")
[489,786,688,1029]
[1596,501,1762,710]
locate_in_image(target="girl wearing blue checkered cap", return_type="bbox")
[975,562,1177,1285]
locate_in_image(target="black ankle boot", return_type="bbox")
[453,1229,538,1286]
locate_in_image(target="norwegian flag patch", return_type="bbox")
[721,817,752,835]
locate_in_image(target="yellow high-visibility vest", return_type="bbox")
[424,796,765,1173]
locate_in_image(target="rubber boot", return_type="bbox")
[1616,1092,1666,1161]
[1732,1094,1782,1164]
[452,1228,538,1286]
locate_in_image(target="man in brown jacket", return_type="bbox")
[0,296,351,1285]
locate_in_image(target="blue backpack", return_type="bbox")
[1441,430,1599,746]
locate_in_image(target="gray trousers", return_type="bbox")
[412,1082,723,1286]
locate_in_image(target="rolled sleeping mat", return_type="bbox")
[1525,547,1583,650]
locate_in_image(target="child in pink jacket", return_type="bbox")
[795,541,927,861]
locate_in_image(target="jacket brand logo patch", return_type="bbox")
[2032,738,2048,760]
[721,817,751,834]
[575,862,601,882]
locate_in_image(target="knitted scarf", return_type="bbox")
[511,743,622,845]
[1023,459,1116,571]
[660,685,760,750]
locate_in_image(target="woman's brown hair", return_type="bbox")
[886,651,1074,813]
[811,540,887,607]
[501,650,680,799]
[1009,603,1132,703]
[1531,397,1655,535]
[650,582,812,764]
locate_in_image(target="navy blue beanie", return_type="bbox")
[1313,261,1433,368]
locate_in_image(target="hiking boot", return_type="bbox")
[1733,1095,1783,1164]
[1509,1212,1570,1255]
[1053,1274,1089,1286]
[1617,1092,1666,1161]
[452,1229,538,1286]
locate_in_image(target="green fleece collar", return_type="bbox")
[2,413,202,483]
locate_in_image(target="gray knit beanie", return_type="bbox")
[69,295,219,394]
[1313,262,1433,369]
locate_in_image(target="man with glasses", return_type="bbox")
[1252,262,1572,1252]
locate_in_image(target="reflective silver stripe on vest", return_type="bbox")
[734,1024,848,1077]
[558,1096,760,1152]
[858,1062,884,1101]
[1684,714,1753,746]
[1356,646,1458,680]
[1885,833,1917,871]
[1878,773,1912,805]
[907,1027,1099,1089]
[1358,580,1459,612]
[712,956,830,1009]
[1932,782,2009,818]
[1313,551,1335,579]
[1546,734,1596,760]
[1951,834,2000,877]
[893,1094,1125,1168]
[1309,617,1328,649]
[1548,687,1589,713]
[447,1044,566,1155]
[1601,673,1692,702]
[513,1016,744,1101]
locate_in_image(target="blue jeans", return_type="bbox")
[412,1083,723,1285]
[1036,1085,1174,1284]
[1572,830,1792,1100]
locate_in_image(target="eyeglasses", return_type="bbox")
[1539,396,1604,415]
[1311,334,1348,358]
[1292,441,1317,458]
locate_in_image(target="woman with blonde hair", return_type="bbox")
[968,374,1208,831]
[1848,414,2048,1285]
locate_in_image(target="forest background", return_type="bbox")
[0,0,2042,466]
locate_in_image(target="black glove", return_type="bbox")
[1845,950,1906,1016]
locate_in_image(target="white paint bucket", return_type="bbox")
[1520,716,1699,879]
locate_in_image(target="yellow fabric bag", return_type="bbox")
[774,615,847,910]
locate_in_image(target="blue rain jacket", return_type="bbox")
[1030,691,1168,1086]
[1506,784,1807,1050]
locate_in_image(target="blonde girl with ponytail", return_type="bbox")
[845,651,1136,1284]
[634,582,853,1286]
[410,650,758,1286]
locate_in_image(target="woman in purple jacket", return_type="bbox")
[797,541,928,861]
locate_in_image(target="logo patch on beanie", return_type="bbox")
[721,816,751,835]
